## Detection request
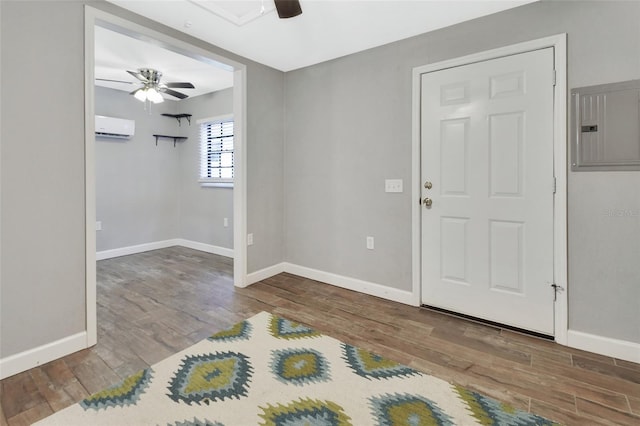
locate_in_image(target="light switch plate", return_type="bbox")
[385,179,403,193]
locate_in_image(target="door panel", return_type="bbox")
[420,48,555,335]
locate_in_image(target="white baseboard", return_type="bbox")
[175,239,233,258]
[245,262,286,287]
[567,330,640,364]
[0,332,87,380]
[98,243,417,307]
[1,241,233,379]
[96,239,179,260]
[284,263,418,306]
[97,239,233,261]
[242,261,417,306]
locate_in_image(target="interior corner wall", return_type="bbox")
[283,0,640,343]
[95,86,235,253]
[246,67,285,272]
[178,88,234,249]
[1,0,86,358]
[95,86,181,251]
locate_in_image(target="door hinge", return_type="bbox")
[553,176,557,194]
[552,69,557,86]
[551,283,564,301]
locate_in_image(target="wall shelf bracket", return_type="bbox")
[161,113,192,126]
[153,134,187,147]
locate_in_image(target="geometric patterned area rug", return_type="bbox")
[36,311,561,425]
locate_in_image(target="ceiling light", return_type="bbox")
[133,89,147,102]
[146,87,164,104]
[133,86,164,104]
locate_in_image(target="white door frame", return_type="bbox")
[84,6,248,347]
[411,34,568,343]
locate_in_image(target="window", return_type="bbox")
[199,116,234,186]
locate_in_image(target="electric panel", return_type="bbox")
[571,79,640,171]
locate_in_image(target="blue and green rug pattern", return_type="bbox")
[342,343,422,381]
[79,368,153,411]
[208,319,252,343]
[36,312,562,425]
[167,351,253,405]
[270,348,330,386]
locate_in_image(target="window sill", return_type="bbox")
[199,181,234,188]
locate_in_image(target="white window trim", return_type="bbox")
[198,114,234,188]
[199,181,234,188]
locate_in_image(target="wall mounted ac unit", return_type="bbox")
[95,115,135,139]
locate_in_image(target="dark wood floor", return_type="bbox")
[1,246,639,425]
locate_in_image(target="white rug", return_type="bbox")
[36,311,560,425]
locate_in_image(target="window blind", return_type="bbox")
[200,120,234,182]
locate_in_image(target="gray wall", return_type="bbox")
[95,86,234,252]
[247,65,285,272]
[95,86,180,251]
[284,51,413,290]
[1,0,87,357]
[178,89,234,249]
[284,0,640,343]
[0,0,284,359]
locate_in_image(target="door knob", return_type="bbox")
[424,181,432,189]
[423,197,432,207]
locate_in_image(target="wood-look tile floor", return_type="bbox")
[1,246,639,425]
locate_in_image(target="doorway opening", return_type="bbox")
[84,6,248,347]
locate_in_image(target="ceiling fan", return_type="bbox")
[274,0,302,19]
[96,68,195,103]
[127,68,195,103]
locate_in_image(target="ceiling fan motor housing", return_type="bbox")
[139,68,162,85]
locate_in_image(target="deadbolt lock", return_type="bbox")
[424,181,432,190]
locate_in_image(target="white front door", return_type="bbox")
[420,48,556,335]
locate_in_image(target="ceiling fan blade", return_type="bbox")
[127,70,148,82]
[274,0,302,19]
[96,78,134,84]
[162,88,189,100]
[165,82,195,89]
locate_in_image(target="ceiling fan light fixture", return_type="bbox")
[147,87,164,104]
[133,88,147,102]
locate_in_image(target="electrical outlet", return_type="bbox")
[366,236,374,250]
[96,221,102,231]
[247,233,254,246]
[385,179,403,193]
[223,217,229,227]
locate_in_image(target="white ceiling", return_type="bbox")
[97,0,535,99]
[95,26,234,98]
